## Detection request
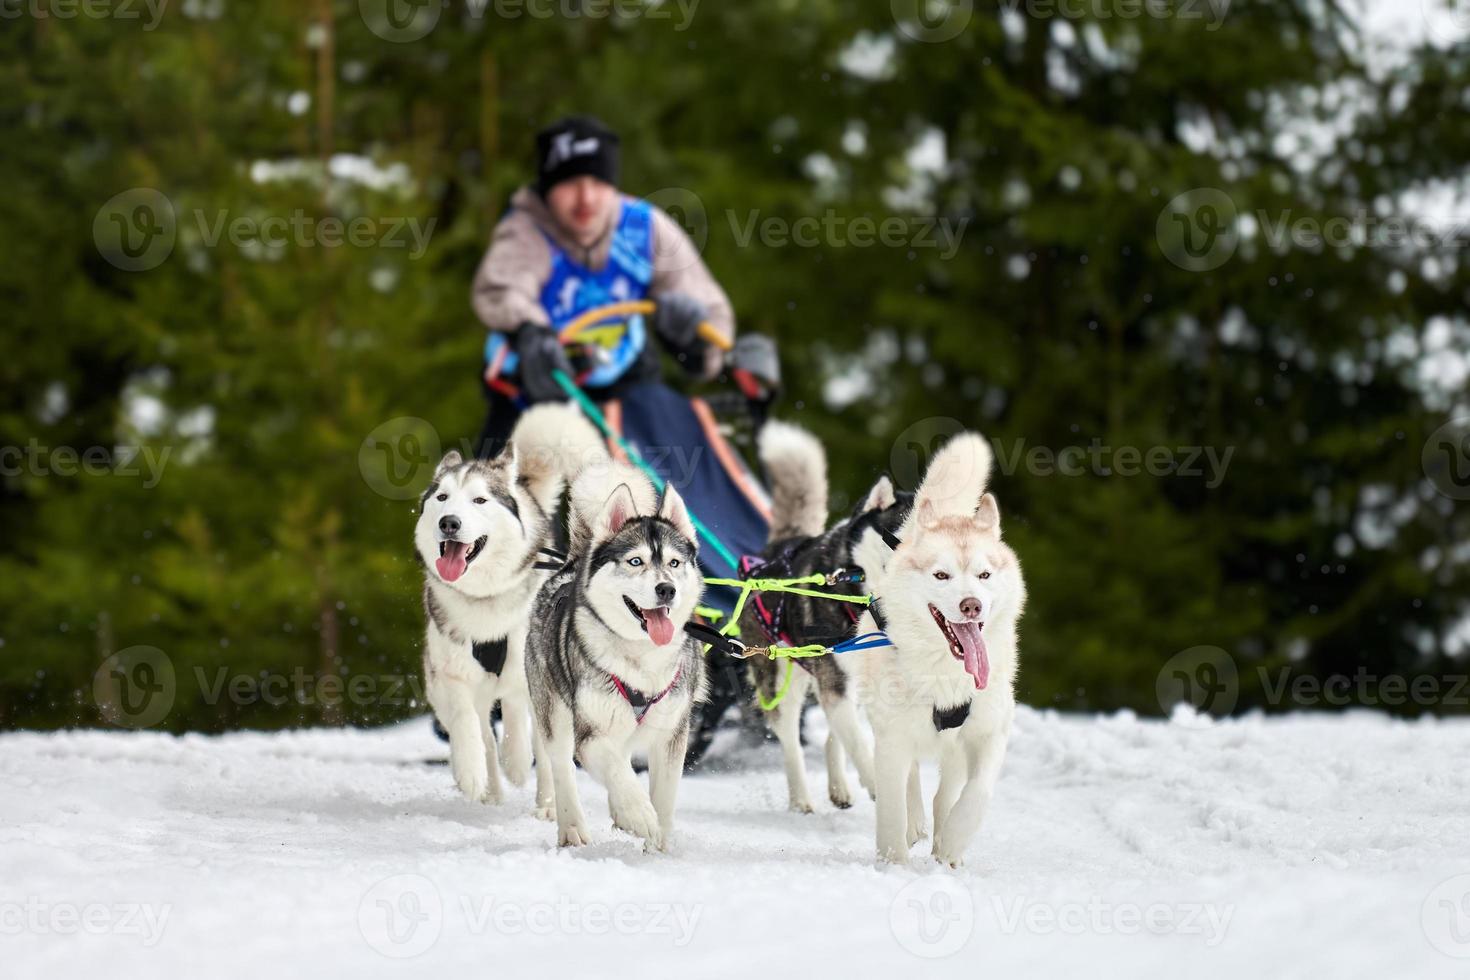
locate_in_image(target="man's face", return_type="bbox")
[546,176,617,247]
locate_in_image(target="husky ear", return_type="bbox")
[657,485,698,545]
[860,475,896,514]
[975,493,1000,531]
[498,441,519,485]
[599,483,638,540]
[916,498,942,532]
[435,449,463,477]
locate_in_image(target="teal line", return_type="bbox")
[551,370,740,573]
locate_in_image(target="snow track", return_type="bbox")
[2,707,1467,978]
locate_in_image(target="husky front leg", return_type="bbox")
[647,726,688,848]
[820,690,875,800]
[473,679,505,804]
[825,732,852,809]
[764,666,814,813]
[873,737,913,864]
[905,762,928,847]
[531,721,555,821]
[579,736,663,851]
[542,702,589,846]
[427,667,491,803]
[931,742,964,843]
[498,689,533,788]
[932,723,1011,868]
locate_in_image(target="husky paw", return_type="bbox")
[611,797,663,848]
[790,798,815,815]
[907,821,930,847]
[876,845,912,867]
[829,781,853,809]
[931,837,965,869]
[533,803,556,822]
[452,757,489,803]
[503,746,532,788]
[558,821,591,847]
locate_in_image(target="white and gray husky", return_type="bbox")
[416,405,604,809]
[525,464,708,852]
[848,430,1026,866]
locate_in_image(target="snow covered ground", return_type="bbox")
[2,707,1468,979]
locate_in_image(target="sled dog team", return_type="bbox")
[417,405,1025,866]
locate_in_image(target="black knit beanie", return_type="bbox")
[535,116,621,196]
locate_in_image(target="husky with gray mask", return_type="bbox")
[526,464,707,852]
[417,404,604,810]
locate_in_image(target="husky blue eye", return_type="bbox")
[669,559,680,568]
[628,557,643,567]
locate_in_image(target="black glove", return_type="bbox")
[651,293,711,372]
[514,322,573,403]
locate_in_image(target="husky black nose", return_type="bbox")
[960,596,982,620]
[439,515,461,536]
[654,582,676,606]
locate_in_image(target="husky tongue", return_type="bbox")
[642,607,675,647]
[436,541,470,582]
[951,621,989,690]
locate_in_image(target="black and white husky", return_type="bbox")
[526,464,708,852]
[416,405,604,809]
[741,421,911,813]
[848,431,1026,867]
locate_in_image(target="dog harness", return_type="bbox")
[608,667,683,726]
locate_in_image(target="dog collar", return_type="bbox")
[609,667,682,725]
[933,700,971,732]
